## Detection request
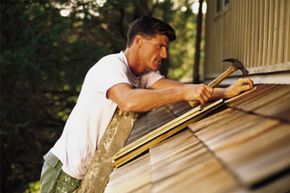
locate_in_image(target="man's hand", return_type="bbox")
[223,78,254,99]
[183,84,213,106]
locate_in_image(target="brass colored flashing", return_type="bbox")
[113,99,225,168]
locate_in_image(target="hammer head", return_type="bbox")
[223,58,249,76]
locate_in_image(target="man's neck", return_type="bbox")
[124,48,146,76]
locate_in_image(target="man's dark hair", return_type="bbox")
[126,16,176,47]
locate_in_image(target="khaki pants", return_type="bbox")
[40,152,81,193]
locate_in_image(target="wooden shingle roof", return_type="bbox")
[104,84,290,193]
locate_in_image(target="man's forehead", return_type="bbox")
[150,34,170,44]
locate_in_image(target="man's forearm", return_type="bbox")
[120,87,185,112]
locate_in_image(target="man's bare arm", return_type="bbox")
[149,78,184,89]
[107,78,253,112]
[150,78,254,99]
[107,82,212,112]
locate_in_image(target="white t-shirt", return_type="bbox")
[51,51,164,179]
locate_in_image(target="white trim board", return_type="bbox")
[204,71,290,85]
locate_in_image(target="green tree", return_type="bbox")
[1,0,200,192]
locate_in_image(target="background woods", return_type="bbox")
[0,0,204,192]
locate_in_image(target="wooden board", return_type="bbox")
[104,154,152,193]
[77,109,136,193]
[190,111,290,188]
[228,84,290,122]
[150,130,244,193]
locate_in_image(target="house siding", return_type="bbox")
[205,0,290,79]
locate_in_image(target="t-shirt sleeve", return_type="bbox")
[83,56,131,97]
[140,71,165,88]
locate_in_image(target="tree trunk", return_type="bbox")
[193,0,204,83]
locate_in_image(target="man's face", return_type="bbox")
[139,34,170,71]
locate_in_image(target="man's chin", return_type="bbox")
[152,66,159,71]
[146,66,158,72]
[153,63,161,71]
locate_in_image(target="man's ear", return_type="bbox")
[134,35,143,47]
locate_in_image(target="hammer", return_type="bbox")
[188,58,249,107]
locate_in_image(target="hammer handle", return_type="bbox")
[208,66,237,87]
[188,65,237,107]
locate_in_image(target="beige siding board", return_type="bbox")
[232,0,238,58]
[225,6,233,60]
[266,0,274,67]
[272,0,279,65]
[262,1,269,66]
[250,0,255,67]
[214,18,219,73]
[277,0,286,63]
[237,0,242,60]
[234,0,239,60]
[223,8,230,60]
[218,17,223,72]
[230,3,234,59]
[245,0,249,64]
[286,0,290,62]
[240,0,245,60]
[257,0,263,67]
[241,0,245,63]
[228,0,233,58]
[245,0,251,67]
[236,0,240,59]
[253,0,259,67]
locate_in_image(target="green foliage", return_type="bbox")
[24,181,40,193]
[169,10,196,81]
[1,0,201,192]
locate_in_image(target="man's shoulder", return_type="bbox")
[89,52,127,73]
[98,52,124,64]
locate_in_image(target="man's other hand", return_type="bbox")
[223,78,254,99]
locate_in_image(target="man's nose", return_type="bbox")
[160,47,168,59]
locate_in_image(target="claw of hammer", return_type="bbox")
[223,58,249,76]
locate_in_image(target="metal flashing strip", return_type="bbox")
[112,99,225,168]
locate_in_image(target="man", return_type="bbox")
[40,16,253,192]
